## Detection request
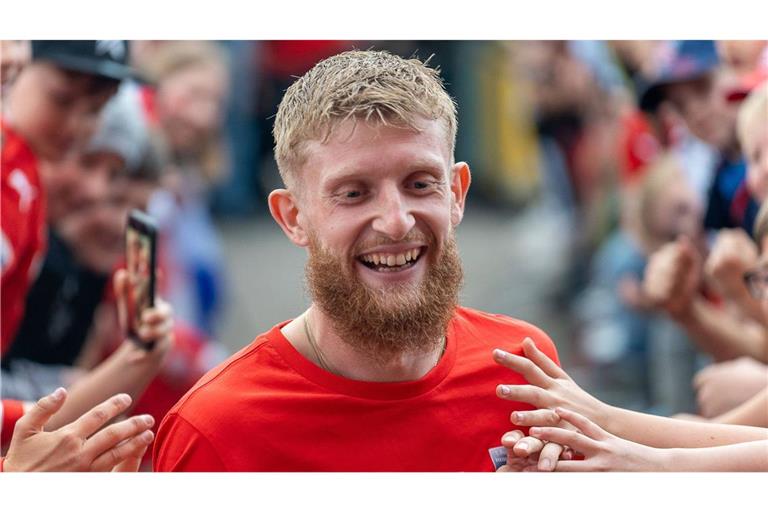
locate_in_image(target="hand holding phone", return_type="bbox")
[124,210,157,349]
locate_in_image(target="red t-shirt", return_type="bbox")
[154,306,560,472]
[1,120,47,355]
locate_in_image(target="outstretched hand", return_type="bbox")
[3,388,155,472]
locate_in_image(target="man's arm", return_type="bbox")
[153,412,227,472]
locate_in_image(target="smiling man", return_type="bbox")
[153,50,562,471]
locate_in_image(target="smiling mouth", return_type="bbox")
[357,246,426,273]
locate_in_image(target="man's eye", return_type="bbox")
[345,190,361,199]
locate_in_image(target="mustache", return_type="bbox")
[352,229,434,255]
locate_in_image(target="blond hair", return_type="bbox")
[738,82,768,148]
[273,50,458,187]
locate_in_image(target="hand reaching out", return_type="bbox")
[3,388,155,472]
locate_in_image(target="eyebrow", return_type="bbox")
[322,159,446,189]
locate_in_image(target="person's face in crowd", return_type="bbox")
[155,61,228,155]
[6,62,117,161]
[0,40,30,95]
[275,118,471,358]
[717,41,767,75]
[664,72,738,151]
[57,176,156,274]
[648,173,703,244]
[42,150,125,222]
[743,114,768,202]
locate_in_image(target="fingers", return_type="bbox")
[15,387,68,434]
[511,436,545,459]
[537,441,564,472]
[493,348,551,388]
[85,414,154,460]
[554,408,606,440]
[111,442,150,472]
[91,429,154,472]
[500,430,525,448]
[68,393,132,439]
[545,460,587,472]
[510,408,560,427]
[496,384,546,407]
[521,338,567,379]
[529,426,596,455]
[140,298,172,325]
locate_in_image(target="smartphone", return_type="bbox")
[125,209,158,348]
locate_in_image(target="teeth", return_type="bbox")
[360,248,422,267]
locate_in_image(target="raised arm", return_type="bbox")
[494,338,768,449]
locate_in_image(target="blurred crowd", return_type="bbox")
[0,39,766,471]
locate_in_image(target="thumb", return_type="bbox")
[114,268,129,335]
[15,387,68,435]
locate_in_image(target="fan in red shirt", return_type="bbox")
[1,41,134,355]
[154,50,564,472]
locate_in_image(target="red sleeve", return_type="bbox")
[153,412,227,472]
[1,399,24,447]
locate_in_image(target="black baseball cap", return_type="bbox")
[638,40,721,113]
[31,40,135,82]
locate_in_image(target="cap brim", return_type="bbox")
[40,53,136,82]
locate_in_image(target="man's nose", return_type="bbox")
[371,186,415,241]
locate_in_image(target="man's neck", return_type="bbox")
[281,306,445,382]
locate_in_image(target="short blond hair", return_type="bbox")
[273,50,458,187]
[738,82,768,148]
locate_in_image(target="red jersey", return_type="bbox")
[154,306,561,472]
[1,120,47,355]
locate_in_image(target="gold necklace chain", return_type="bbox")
[304,312,334,373]
[303,312,448,374]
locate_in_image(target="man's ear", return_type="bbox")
[268,189,309,247]
[449,162,471,227]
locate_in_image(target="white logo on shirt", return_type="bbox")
[95,40,126,61]
[8,169,37,213]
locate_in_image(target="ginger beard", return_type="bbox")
[305,229,464,363]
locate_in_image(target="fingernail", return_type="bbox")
[141,431,154,443]
[511,412,521,422]
[493,348,507,359]
[142,415,155,427]
[540,459,552,471]
[499,385,511,395]
[502,434,517,444]
[530,427,540,436]
[118,394,131,405]
[52,387,66,400]
[517,442,528,452]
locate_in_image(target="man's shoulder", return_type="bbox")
[453,306,551,339]
[452,306,559,362]
[166,322,289,419]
